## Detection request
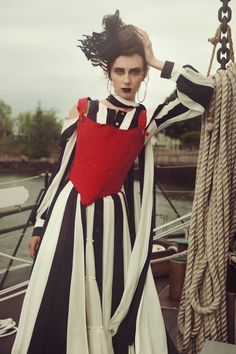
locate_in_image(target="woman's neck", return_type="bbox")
[100,99,134,112]
[111,93,138,108]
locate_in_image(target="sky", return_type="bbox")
[0,0,236,119]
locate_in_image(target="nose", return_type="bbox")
[124,73,131,86]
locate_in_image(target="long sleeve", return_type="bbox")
[146,61,215,137]
[31,118,78,237]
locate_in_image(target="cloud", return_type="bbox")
[1,0,235,117]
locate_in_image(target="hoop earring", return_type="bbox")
[137,76,149,103]
[107,80,113,94]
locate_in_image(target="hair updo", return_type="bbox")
[78,10,147,76]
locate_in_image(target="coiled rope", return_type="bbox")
[177,60,236,353]
[0,318,17,338]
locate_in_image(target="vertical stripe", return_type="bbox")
[111,194,124,316]
[93,198,104,302]
[80,203,87,269]
[135,268,167,354]
[85,204,108,353]
[35,130,76,227]
[119,194,132,285]
[123,166,136,248]
[106,108,116,125]
[97,102,107,124]
[61,145,76,182]
[33,179,71,263]
[87,100,99,121]
[111,194,129,354]
[115,220,153,345]
[128,108,140,129]
[114,144,153,345]
[119,110,135,129]
[66,196,89,354]
[28,187,78,354]
[11,182,74,354]
[138,148,145,201]
[109,142,154,342]
[112,340,129,354]
[102,197,115,352]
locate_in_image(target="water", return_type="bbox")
[0,172,44,269]
[0,172,194,270]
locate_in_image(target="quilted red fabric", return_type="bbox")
[69,98,147,205]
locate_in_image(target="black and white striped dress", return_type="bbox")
[12,61,214,354]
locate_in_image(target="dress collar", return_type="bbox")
[106,94,139,109]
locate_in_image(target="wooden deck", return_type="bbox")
[0,274,179,354]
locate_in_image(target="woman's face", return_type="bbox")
[110,54,146,101]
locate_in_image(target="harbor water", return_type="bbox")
[0,172,194,270]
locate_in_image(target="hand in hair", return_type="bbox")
[135,27,165,71]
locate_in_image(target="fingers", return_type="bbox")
[135,27,151,47]
[135,27,149,39]
[28,236,41,259]
[134,27,155,67]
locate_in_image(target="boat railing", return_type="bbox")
[0,173,50,291]
[0,170,193,292]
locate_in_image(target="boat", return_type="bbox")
[0,170,193,353]
[0,169,235,354]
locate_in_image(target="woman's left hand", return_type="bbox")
[135,27,165,71]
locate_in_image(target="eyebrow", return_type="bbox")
[114,67,143,71]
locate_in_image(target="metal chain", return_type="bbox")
[217,0,232,69]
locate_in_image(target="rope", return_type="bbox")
[0,289,27,303]
[207,24,221,76]
[0,252,33,264]
[153,221,190,240]
[0,318,17,337]
[0,174,44,186]
[151,250,188,263]
[156,165,197,169]
[153,212,191,231]
[177,61,236,353]
[208,24,235,76]
[156,189,194,194]
[0,263,31,275]
[0,280,29,295]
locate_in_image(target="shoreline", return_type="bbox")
[0,159,57,174]
[0,149,198,187]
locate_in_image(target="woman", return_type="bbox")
[12,10,214,354]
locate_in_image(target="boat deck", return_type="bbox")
[0,275,179,354]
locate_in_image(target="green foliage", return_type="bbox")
[180,131,201,145]
[0,136,27,156]
[16,104,62,158]
[0,100,13,137]
[164,116,201,140]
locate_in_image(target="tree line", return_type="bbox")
[0,99,62,158]
[0,95,201,160]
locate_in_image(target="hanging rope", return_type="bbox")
[176,60,236,353]
[207,24,234,76]
[207,0,234,76]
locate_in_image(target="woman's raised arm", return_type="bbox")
[136,27,215,136]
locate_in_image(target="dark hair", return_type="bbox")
[78,10,147,76]
[102,14,148,77]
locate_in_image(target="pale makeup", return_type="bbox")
[110,54,147,101]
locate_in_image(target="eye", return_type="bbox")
[131,68,142,75]
[114,68,124,75]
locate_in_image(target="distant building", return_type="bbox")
[151,132,180,150]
